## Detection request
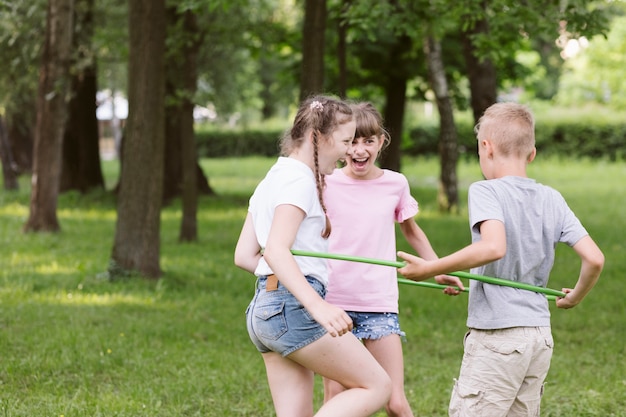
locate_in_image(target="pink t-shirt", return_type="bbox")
[323,168,419,313]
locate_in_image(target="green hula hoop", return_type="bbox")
[290,249,563,301]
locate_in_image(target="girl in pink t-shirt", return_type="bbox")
[323,102,464,417]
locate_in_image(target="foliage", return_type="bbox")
[0,156,624,415]
[0,0,45,118]
[195,114,626,161]
[556,11,626,109]
[93,0,128,94]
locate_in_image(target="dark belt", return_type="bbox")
[266,274,278,291]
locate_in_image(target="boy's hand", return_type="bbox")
[397,251,431,281]
[555,288,581,309]
[434,274,465,295]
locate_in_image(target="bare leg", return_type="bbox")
[289,332,392,417]
[364,335,414,417]
[322,375,346,404]
[262,351,315,417]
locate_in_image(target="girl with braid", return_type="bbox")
[235,95,391,417]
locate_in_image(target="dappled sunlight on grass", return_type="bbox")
[29,290,161,307]
[0,156,624,415]
[0,201,29,217]
[57,207,117,221]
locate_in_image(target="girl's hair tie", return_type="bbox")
[310,100,324,111]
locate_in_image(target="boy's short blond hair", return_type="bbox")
[475,102,535,159]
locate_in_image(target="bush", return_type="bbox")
[195,119,626,160]
[195,128,284,158]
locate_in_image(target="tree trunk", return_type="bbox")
[336,0,349,99]
[5,108,34,175]
[462,11,497,124]
[60,0,104,193]
[380,36,411,173]
[424,35,459,213]
[299,0,326,101]
[110,0,166,279]
[380,75,407,173]
[24,0,75,233]
[162,7,213,206]
[0,116,19,190]
[177,10,200,242]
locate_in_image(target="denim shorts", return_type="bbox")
[347,311,405,340]
[246,275,328,357]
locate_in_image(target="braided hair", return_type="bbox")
[279,95,353,238]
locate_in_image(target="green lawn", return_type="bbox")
[0,156,624,416]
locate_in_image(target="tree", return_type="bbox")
[380,35,412,173]
[299,0,327,100]
[424,34,459,212]
[556,13,626,109]
[461,2,497,124]
[0,116,19,190]
[163,5,204,241]
[61,0,105,193]
[0,0,45,177]
[109,0,166,279]
[460,0,609,124]
[24,0,75,233]
[332,0,427,172]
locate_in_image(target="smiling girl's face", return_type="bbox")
[342,134,385,180]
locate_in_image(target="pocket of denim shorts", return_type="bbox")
[253,301,288,341]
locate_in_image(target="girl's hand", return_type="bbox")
[434,274,465,296]
[308,300,353,337]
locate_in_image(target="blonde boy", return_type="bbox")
[397,102,604,416]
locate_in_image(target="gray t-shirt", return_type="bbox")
[467,176,588,329]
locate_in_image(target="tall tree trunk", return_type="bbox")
[299,0,326,101]
[336,0,349,99]
[6,106,35,174]
[176,10,200,242]
[424,35,459,213]
[60,0,104,193]
[110,0,166,279]
[0,116,19,190]
[24,0,75,233]
[380,36,411,173]
[380,75,407,173]
[162,8,213,206]
[462,8,497,124]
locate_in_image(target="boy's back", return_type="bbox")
[467,176,588,329]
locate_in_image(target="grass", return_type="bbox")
[0,155,624,416]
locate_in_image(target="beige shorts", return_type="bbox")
[449,327,554,417]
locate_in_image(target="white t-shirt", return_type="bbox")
[250,157,330,285]
[323,168,419,313]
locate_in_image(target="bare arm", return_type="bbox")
[397,219,506,280]
[399,219,465,292]
[234,213,262,274]
[263,204,352,337]
[556,235,604,309]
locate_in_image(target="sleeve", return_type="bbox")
[395,174,419,222]
[274,175,317,215]
[556,192,588,246]
[468,181,504,233]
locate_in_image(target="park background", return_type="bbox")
[1,0,625,416]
